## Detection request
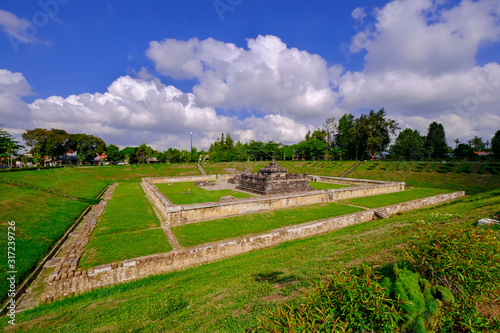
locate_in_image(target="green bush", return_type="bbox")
[255,267,405,332]
[478,163,500,175]
[381,265,454,333]
[436,163,455,173]
[403,222,500,331]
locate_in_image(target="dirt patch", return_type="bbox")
[477,300,500,319]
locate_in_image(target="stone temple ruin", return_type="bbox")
[230,159,313,195]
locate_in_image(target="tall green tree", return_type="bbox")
[491,130,500,159]
[323,116,336,153]
[454,143,474,160]
[335,113,357,160]
[424,122,448,159]
[467,136,486,152]
[391,128,425,160]
[105,144,121,162]
[352,109,400,160]
[0,125,24,167]
[68,134,106,164]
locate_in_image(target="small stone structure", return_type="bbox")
[234,159,313,195]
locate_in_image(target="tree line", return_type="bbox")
[1,109,500,167]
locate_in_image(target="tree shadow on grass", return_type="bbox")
[254,271,297,284]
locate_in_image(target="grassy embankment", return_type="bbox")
[79,182,172,270]
[342,187,454,208]
[1,188,498,332]
[0,164,200,302]
[348,161,500,195]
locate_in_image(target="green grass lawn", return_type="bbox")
[80,229,172,270]
[0,184,88,302]
[79,182,171,270]
[92,182,160,236]
[280,161,357,177]
[347,161,500,195]
[4,190,498,332]
[155,182,254,205]
[342,187,454,208]
[0,163,201,199]
[309,181,350,190]
[173,203,364,247]
[201,162,268,175]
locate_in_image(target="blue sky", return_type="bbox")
[1,0,499,150]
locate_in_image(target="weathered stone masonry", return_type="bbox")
[43,191,465,302]
[142,176,406,225]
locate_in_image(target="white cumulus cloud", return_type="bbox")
[147,35,340,122]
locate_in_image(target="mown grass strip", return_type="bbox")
[79,229,172,270]
[80,182,171,269]
[173,203,364,247]
[93,182,160,237]
[309,182,350,190]
[0,164,201,199]
[342,187,453,208]
[155,182,254,205]
[0,184,87,302]
[7,191,499,332]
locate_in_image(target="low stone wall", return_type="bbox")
[309,175,395,186]
[43,210,375,302]
[143,176,405,225]
[165,191,327,225]
[42,191,464,303]
[374,191,466,216]
[327,183,405,201]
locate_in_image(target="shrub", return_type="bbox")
[403,222,500,331]
[255,267,405,332]
[436,163,455,173]
[478,163,500,175]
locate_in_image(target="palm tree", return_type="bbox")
[454,138,460,149]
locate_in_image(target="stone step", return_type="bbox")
[374,210,391,219]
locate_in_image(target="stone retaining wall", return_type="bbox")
[43,191,465,303]
[43,210,375,302]
[143,177,405,225]
[374,191,466,216]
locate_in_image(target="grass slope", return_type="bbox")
[309,181,350,190]
[342,187,453,208]
[79,182,171,270]
[173,203,363,247]
[0,164,201,199]
[3,190,498,332]
[0,184,87,302]
[201,162,268,175]
[348,161,500,195]
[155,182,253,205]
[280,161,357,177]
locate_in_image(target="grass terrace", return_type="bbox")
[201,161,268,175]
[341,187,454,208]
[172,202,364,247]
[279,161,358,177]
[348,161,500,195]
[155,182,254,205]
[79,182,172,270]
[309,181,350,190]
[4,190,498,332]
[0,163,201,199]
[0,184,87,302]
